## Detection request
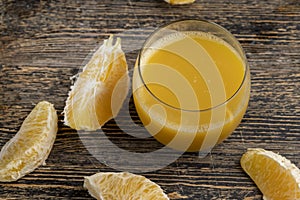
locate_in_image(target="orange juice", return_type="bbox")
[133,30,250,152]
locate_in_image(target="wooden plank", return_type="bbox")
[0,0,299,199]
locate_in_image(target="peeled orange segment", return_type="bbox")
[84,172,169,200]
[164,0,195,5]
[0,101,58,182]
[241,148,300,200]
[63,35,129,131]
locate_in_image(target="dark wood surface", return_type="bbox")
[0,0,299,199]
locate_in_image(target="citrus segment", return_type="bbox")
[63,35,129,131]
[241,148,300,200]
[0,101,58,182]
[84,172,169,200]
[164,0,195,5]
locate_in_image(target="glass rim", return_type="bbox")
[137,19,249,112]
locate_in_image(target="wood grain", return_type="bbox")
[0,0,299,199]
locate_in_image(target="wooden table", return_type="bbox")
[0,0,299,199]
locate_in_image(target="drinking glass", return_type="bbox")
[132,20,250,152]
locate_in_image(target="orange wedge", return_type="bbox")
[63,35,129,131]
[0,101,58,182]
[241,148,300,200]
[84,172,169,200]
[164,0,195,5]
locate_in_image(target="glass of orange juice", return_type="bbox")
[132,20,250,152]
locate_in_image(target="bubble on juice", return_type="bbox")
[142,31,243,65]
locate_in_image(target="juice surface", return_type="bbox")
[133,31,249,152]
[141,31,245,110]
